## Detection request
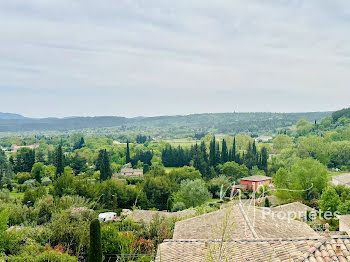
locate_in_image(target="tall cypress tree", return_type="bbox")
[209,136,216,166]
[221,139,228,163]
[232,137,237,162]
[260,147,268,174]
[88,219,102,262]
[215,142,220,165]
[100,149,112,181]
[126,140,131,163]
[55,145,64,176]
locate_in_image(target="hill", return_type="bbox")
[0,112,26,120]
[0,111,332,134]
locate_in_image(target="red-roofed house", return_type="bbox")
[240,175,272,191]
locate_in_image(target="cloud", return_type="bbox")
[0,0,349,117]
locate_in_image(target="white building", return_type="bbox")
[98,212,117,222]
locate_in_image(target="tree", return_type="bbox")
[55,145,64,176]
[14,147,35,173]
[217,162,248,182]
[274,158,328,200]
[221,139,228,163]
[31,162,46,183]
[0,209,9,253]
[193,142,211,179]
[320,187,341,216]
[209,136,216,166]
[0,149,12,187]
[126,140,131,163]
[260,147,268,174]
[264,197,270,207]
[177,179,212,208]
[88,219,102,262]
[296,119,312,136]
[96,149,112,181]
[232,137,237,162]
[273,135,293,153]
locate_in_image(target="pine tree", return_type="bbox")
[55,145,64,176]
[88,219,102,262]
[221,139,228,163]
[126,140,131,163]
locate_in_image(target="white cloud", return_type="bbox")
[0,0,349,117]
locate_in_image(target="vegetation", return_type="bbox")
[0,107,349,259]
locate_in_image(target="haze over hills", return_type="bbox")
[0,111,332,134]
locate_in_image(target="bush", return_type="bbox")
[171,202,186,212]
[23,179,36,187]
[41,177,52,186]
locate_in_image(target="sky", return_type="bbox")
[0,0,350,118]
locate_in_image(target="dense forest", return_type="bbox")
[0,108,349,261]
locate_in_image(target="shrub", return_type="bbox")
[41,177,52,186]
[171,202,186,212]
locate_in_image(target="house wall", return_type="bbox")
[240,179,272,191]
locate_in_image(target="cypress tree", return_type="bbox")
[221,139,228,163]
[55,145,64,176]
[260,147,268,174]
[126,140,131,163]
[209,136,216,166]
[232,137,237,162]
[215,142,220,165]
[100,149,112,181]
[88,219,102,262]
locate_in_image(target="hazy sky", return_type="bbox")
[0,0,349,118]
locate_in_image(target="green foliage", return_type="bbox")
[96,149,112,181]
[171,202,186,212]
[320,187,341,216]
[264,197,270,207]
[54,145,64,176]
[176,179,212,208]
[88,219,102,262]
[274,158,328,200]
[217,162,249,182]
[332,107,350,122]
[273,135,293,153]
[208,176,231,198]
[100,222,134,255]
[0,208,9,252]
[23,187,47,206]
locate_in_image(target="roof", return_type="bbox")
[120,168,143,172]
[121,209,196,223]
[271,202,316,219]
[172,204,319,240]
[332,173,350,185]
[340,215,350,225]
[98,212,117,218]
[240,175,272,182]
[155,237,350,262]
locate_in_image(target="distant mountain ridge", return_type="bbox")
[0,112,26,120]
[0,111,332,133]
